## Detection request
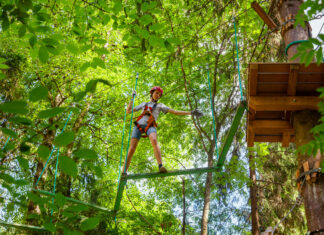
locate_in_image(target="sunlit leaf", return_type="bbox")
[54,132,74,147]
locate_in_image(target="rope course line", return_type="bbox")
[2,137,10,150]
[35,111,73,187]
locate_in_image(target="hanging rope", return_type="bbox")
[51,147,60,220]
[35,111,73,187]
[206,65,219,160]
[117,103,128,186]
[2,137,10,150]
[233,17,244,102]
[123,73,139,174]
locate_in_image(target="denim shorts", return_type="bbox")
[131,125,157,139]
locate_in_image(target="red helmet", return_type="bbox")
[150,86,163,96]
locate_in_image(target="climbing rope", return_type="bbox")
[2,137,10,150]
[206,65,219,160]
[117,103,128,186]
[271,178,305,235]
[233,17,244,102]
[51,147,60,220]
[123,73,139,174]
[35,111,73,187]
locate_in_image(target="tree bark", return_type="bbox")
[249,153,260,235]
[201,150,214,235]
[278,0,324,233]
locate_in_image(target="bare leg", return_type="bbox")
[122,138,139,173]
[148,132,162,165]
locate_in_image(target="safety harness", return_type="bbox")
[134,102,158,138]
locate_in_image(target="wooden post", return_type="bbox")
[278,1,324,231]
[251,2,277,30]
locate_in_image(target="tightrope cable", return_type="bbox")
[233,18,244,101]
[35,111,73,187]
[2,137,10,150]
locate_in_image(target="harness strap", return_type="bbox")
[134,102,158,138]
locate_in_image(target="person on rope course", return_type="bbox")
[123,86,203,173]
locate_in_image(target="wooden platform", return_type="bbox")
[247,63,324,147]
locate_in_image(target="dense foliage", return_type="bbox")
[0,0,322,234]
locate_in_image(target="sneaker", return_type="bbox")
[159,166,167,173]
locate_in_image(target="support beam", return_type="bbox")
[251,1,277,30]
[287,64,299,95]
[124,167,222,181]
[249,64,258,96]
[218,101,246,167]
[249,96,320,111]
[33,189,111,213]
[250,120,293,130]
[114,177,127,212]
[0,220,47,232]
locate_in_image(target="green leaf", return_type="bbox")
[0,64,9,69]
[80,62,91,72]
[38,46,49,63]
[94,39,106,44]
[29,35,37,48]
[15,179,29,186]
[80,217,100,231]
[167,37,181,45]
[0,57,6,63]
[74,149,98,160]
[0,72,6,80]
[92,57,105,69]
[74,91,87,101]
[318,34,324,42]
[113,1,122,14]
[305,50,315,67]
[0,128,18,138]
[18,24,26,38]
[28,85,48,102]
[55,192,67,207]
[316,48,323,65]
[44,223,56,232]
[94,166,103,177]
[149,23,164,31]
[9,117,32,125]
[54,132,74,147]
[66,204,89,212]
[20,142,30,153]
[67,43,79,54]
[139,15,153,26]
[0,173,15,183]
[38,107,66,119]
[17,156,29,170]
[37,145,51,160]
[59,156,77,177]
[148,35,165,48]
[321,161,324,173]
[0,101,28,114]
[42,38,58,46]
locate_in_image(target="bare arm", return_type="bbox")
[126,99,134,114]
[168,109,191,116]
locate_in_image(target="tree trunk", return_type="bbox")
[249,153,260,235]
[278,0,324,232]
[201,151,214,235]
[182,177,186,235]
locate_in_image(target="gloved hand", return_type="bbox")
[132,90,137,97]
[191,109,203,117]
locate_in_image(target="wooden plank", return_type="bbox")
[124,166,222,180]
[296,84,324,96]
[282,131,290,147]
[218,101,246,167]
[247,125,255,147]
[255,111,285,120]
[299,63,324,73]
[249,96,320,111]
[258,84,288,94]
[251,1,277,29]
[249,64,258,96]
[258,73,288,83]
[251,120,292,129]
[254,135,295,143]
[287,64,299,95]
